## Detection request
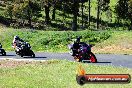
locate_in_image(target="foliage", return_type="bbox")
[0,28,111,52]
[115,0,132,29]
[0,0,131,30]
[100,0,110,11]
[4,5,13,20]
[5,0,42,27]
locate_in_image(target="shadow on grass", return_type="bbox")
[82,15,129,28]
[50,22,71,30]
[0,16,11,26]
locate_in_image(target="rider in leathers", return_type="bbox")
[12,35,24,52]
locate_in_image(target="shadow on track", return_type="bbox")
[23,56,47,58]
[96,61,111,63]
[83,61,111,63]
[34,56,47,58]
[5,55,16,56]
[0,55,16,56]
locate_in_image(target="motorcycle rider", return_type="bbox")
[12,35,24,51]
[22,42,31,49]
[72,37,81,56]
[72,36,90,55]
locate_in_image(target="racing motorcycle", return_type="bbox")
[14,42,35,58]
[0,43,6,56]
[68,42,97,63]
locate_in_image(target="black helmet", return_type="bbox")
[74,37,80,43]
[14,35,19,40]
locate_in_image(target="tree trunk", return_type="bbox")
[131,20,132,29]
[72,14,77,31]
[88,0,91,27]
[72,1,79,31]
[52,4,56,20]
[10,15,12,23]
[45,5,50,24]
[97,0,100,29]
[27,6,31,28]
[81,2,84,28]
[129,20,132,30]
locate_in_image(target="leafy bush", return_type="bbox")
[0,29,111,52]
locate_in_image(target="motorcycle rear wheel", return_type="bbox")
[2,52,6,56]
[20,53,23,57]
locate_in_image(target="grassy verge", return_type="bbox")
[0,27,132,54]
[0,27,111,52]
[93,31,132,55]
[0,59,132,88]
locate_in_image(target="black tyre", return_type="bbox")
[88,52,97,63]
[30,50,35,58]
[32,53,35,58]
[20,52,23,57]
[21,55,23,57]
[79,57,83,62]
[2,51,6,56]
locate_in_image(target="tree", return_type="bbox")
[97,0,110,29]
[97,0,100,29]
[52,0,79,31]
[11,0,41,28]
[41,0,52,25]
[5,5,13,22]
[80,0,88,28]
[128,0,132,30]
[52,0,57,20]
[100,0,110,11]
[88,0,91,27]
[72,0,79,31]
[115,0,132,30]
[3,0,14,22]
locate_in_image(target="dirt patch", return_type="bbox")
[0,60,33,68]
[93,45,132,54]
[0,59,60,68]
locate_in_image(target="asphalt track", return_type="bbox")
[0,52,132,68]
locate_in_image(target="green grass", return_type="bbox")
[1,27,132,54]
[0,27,111,52]
[94,30,132,55]
[0,59,132,88]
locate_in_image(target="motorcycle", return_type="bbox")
[68,42,97,63]
[14,42,35,58]
[0,44,6,56]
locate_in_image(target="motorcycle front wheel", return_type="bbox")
[88,52,97,63]
[30,50,35,58]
